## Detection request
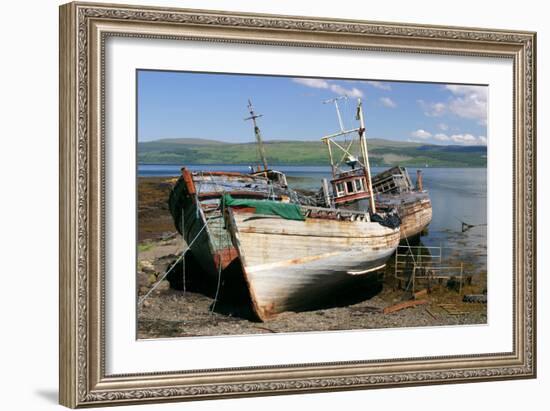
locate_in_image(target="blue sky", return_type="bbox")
[137,70,487,146]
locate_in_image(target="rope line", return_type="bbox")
[181,207,186,295]
[138,205,218,308]
[207,171,227,315]
[210,196,225,314]
[402,234,418,292]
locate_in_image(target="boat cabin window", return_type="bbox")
[336,178,367,196]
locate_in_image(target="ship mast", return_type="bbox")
[356,99,376,214]
[245,99,269,171]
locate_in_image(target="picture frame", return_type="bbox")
[59,1,536,407]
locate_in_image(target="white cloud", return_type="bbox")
[438,123,449,131]
[379,97,397,108]
[434,133,450,141]
[417,85,487,125]
[413,126,487,145]
[417,99,446,117]
[292,78,329,89]
[450,133,477,144]
[411,129,432,139]
[292,78,363,98]
[444,85,487,125]
[366,81,391,91]
[432,132,487,145]
[445,85,486,96]
[330,84,363,98]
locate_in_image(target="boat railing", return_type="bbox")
[394,245,466,294]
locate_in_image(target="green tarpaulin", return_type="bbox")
[222,194,305,221]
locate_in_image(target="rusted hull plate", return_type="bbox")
[227,210,400,321]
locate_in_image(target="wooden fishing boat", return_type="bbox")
[168,168,295,288]
[318,97,432,241]
[327,166,432,241]
[224,200,400,321]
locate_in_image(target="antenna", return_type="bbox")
[323,96,348,132]
[244,99,269,171]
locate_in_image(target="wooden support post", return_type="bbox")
[459,263,464,295]
[322,178,332,208]
[325,140,336,179]
[416,169,424,191]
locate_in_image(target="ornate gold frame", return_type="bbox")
[59,2,536,408]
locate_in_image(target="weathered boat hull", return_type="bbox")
[227,209,400,321]
[393,194,432,240]
[374,192,432,241]
[344,193,431,241]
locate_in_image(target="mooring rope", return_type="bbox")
[404,234,417,265]
[402,234,418,292]
[138,207,219,308]
[210,198,226,315]
[206,170,228,315]
[181,207,186,295]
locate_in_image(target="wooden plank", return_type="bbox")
[438,303,468,315]
[425,307,438,319]
[413,289,428,299]
[383,299,429,314]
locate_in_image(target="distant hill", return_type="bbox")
[147,138,226,145]
[138,138,487,167]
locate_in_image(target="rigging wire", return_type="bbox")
[210,197,225,314]
[137,212,215,308]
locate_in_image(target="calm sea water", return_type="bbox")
[139,164,487,274]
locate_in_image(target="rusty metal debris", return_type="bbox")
[463,294,487,304]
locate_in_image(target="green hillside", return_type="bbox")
[138,138,487,167]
